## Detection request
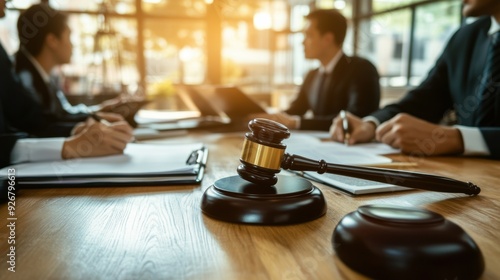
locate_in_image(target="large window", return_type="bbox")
[410,1,461,85]
[1,0,290,105]
[0,0,466,108]
[358,9,412,87]
[355,0,462,88]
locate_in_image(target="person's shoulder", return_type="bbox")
[444,16,490,53]
[344,55,377,71]
[13,50,34,73]
[453,16,490,39]
[461,16,491,31]
[303,68,319,79]
[342,54,370,64]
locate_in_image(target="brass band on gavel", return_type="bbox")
[240,138,285,170]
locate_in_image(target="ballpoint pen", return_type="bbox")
[89,112,112,126]
[340,110,350,145]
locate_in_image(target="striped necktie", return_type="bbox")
[476,31,500,126]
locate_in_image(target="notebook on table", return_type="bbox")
[302,172,409,195]
[0,142,207,187]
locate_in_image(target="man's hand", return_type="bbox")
[330,111,376,144]
[247,113,300,129]
[376,113,464,156]
[71,112,125,136]
[62,118,134,159]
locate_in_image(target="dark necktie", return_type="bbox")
[314,71,329,114]
[476,31,500,126]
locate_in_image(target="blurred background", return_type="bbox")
[0,0,466,111]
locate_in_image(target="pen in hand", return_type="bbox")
[89,112,112,126]
[91,112,138,143]
[340,110,350,146]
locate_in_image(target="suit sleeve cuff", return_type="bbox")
[454,125,490,156]
[10,138,65,164]
[362,116,381,127]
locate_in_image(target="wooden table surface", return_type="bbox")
[1,131,499,280]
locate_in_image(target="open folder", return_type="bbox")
[1,142,208,187]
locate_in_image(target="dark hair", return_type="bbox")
[17,4,68,56]
[306,9,347,46]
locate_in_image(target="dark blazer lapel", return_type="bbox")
[468,22,495,125]
[328,54,349,92]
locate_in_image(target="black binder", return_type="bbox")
[1,143,208,202]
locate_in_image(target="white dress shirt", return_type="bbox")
[319,50,343,75]
[10,138,65,164]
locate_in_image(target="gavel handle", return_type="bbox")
[281,154,480,195]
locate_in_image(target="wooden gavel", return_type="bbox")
[237,118,480,195]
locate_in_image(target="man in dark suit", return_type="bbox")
[0,0,133,168]
[253,9,380,131]
[330,0,500,159]
[15,8,88,124]
[15,4,147,129]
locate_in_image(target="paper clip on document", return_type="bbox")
[186,147,208,166]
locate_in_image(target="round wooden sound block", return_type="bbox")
[201,175,326,225]
[333,205,484,279]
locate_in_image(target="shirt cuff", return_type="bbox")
[454,125,490,156]
[362,116,381,127]
[10,138,65,164]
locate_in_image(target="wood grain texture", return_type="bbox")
[1,131,499,279]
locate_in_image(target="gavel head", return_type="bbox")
[237,118,290,186]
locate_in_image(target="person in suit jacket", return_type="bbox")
[330,0,500,159]
[0,0,133,168]
[14,4,141,128]
[253,9,380,131]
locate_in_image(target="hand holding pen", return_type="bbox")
[63,112,134,159]
[72,112,125,135]
[339,110,350,145]
[329,111,377,145]
[89,112,113,126]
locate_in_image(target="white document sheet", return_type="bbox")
[1,143,207,186]
[283,133,409,195]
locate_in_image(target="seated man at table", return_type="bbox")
[252,9,380,131]
[15,4,145,127]
[329,0,500,159]
[0,0,133,168]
